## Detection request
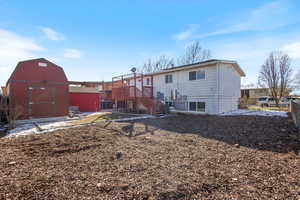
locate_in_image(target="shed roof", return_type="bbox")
[7,58,68,85]
[69,86,100,93]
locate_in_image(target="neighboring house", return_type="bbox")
[241,87,269,99]
[241,87,269,105]
[241,87,292,105]
[152,59,245,114]
[4,58,69,119]
[112,59,245,114]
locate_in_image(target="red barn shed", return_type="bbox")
[5,58,69,119]
[69,86,100,112]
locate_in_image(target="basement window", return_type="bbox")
[189,102,205,112]
[38,62,47,67]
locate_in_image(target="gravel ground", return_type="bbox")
[0,114,300,199]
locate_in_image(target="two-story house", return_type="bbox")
[151,59,245,114]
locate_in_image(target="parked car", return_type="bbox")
[257,96,276,107]
[280,96,300,106]
[257,96,299,107]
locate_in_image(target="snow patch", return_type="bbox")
[4,112,159,138]
[111,115,155,122]
[7,121,71,137]
[219,109,288,117]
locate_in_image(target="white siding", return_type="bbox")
[153,65,218,97]
[217,63,241,113]
[152,63,242,114]
[153,65,219,114]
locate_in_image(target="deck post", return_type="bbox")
[134,73,136,99]
[151,75,153,98]
[141,73,144,97]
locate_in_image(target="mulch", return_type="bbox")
[0,114,300,199]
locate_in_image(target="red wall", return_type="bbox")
[7,58,69,119]
[69,93,100,112]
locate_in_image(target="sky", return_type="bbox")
[0,0,300,86]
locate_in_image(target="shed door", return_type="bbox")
[28,87,56,118]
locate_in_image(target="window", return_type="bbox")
[38,62,47,67]
[258,97,267,101]
[189,70,205,80]
[189,102,206,112]
[165,74,173,83]
[196,70,205,80]
[268,97,275,101]
[165,101,174,107]
[197,102,205,112]
[146,78,150,85]
[189,71,196,80]
[189,102,197,111]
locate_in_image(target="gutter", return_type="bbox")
[147,60,246,77]
[217,62,220,113]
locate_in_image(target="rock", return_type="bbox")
[116,152,123,159]
[281,128,286,132]
[234,144,240,148]
[8,161,16,165]
[96,183,102,187]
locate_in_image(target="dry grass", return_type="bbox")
[0,115,300,199]
[248,105,289,112]
[71,112,138,125]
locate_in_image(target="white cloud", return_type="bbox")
[0,29,44,85]
[282,42,300,58]
[63,48,82,58]
[40,27,64,41]
[173,24,199,40]
[211,34,300,85]
[176,0,298,40]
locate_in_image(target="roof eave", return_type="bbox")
[148,60,246,77]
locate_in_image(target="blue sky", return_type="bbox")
[0,0,300,86]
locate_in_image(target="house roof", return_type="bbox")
[241,87,268,90]
[149,59,246,77]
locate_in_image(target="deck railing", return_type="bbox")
[112,86,153,100]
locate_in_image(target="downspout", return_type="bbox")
[217,62,220,114]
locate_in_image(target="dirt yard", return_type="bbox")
[0,115,300,199]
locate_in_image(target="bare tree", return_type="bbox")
[294,70,300,91]
[178,41,211,65]
[258,51,293,106]
[140,55,174,73]
[138,41,211,73]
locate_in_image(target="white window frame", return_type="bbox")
[146,78,150,86]
[188,101,206,113]
[189,70,206,81]
[165,74,173,84]
[38,62,47,67]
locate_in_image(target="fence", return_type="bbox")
[290,100,300,129]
